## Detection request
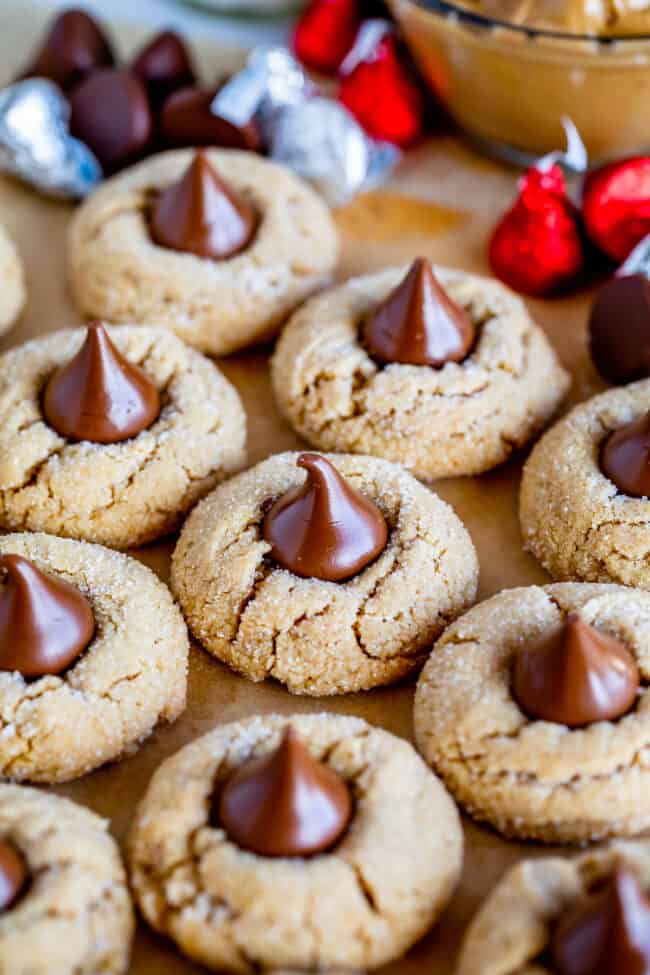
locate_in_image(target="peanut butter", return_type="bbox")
[393,0,650,160]
[453,0,650,35]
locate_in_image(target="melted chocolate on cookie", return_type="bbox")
[217,727,352,857]
[43,322,160,444]
[512,612,639,728]
[363,257,475,367]
[0,554,95,678]
[263,453,388,582]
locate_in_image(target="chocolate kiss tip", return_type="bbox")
[552,866,650,975]
[363,257,475,368]
[601,410,650,499]
[217,725,352,858]
[0,839,28,914]
[150,150,258,260]
[42,322,160,444]
[132,30,195,102]
[21,8,114,90]
[263,453,388,582]
[0,554,95,679]
[512,612,639,728]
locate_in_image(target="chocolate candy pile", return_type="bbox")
[19,9,261,176]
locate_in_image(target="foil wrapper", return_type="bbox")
[213,47,399,206]
[538,117,588,175]
[0,79,102,198]
[270,97,398,207]
[619,233,650,278]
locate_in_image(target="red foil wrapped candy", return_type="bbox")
[489,163,585,297]
[293,0,361,75]
[338,22,426,147]
[583,156,650,262]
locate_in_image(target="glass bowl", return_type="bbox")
[390,0,650,163]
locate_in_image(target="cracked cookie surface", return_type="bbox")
[520,380,650,589]
[0,323,246,548]
[170,451,479,695]
[128,712,463,974]
[67,149,339,356]
[0,783,134,974]
[455,840,650,975]
[414,582,650,843]
[0,532,188,783]
[270,265,569,480]
[0,224,25,337]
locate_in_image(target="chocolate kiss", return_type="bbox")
[363,257,476,367]
[69,68,152,175]
[0,554,95,679]
[150,151,258,260]
[160,85,261,152]
[589,275,650,385]
[263,453,388,582]
[601,412,650,498]
[552,867,650,975]
[132,30,195,108]
[20,8,114,91]
[218,727,352,857]
[512,613,639,728]
[42,322,160,444]
[0,839,28,913]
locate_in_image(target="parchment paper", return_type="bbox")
[0,5,610,972]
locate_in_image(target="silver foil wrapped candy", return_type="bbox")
[620,233,650,278]
[212,47,399,206]
[0,79,101,198]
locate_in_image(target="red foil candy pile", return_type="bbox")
[489,164,585,297]
[582,156,650,262]
[292,0,361,75]
[339,32,426,147]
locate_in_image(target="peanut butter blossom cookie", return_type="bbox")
[456,840,650,975]
[0,321,245,548]
[521,379,650,590]
[415,582,650,843]
[0,783,134,974]
[271,258,569,479]
[67,148,339,356]
[128,713,462,973]
[0,531,188,783]
[0,224,25,337]
[171,451,478,695]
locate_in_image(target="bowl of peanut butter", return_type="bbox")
[391,0,650,161]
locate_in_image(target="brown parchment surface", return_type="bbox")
[0,4,611,972]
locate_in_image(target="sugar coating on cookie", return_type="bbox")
[0,324,246,548]
[0,532,189,784]
[0,224,25,336]
[171,451,479,695]
[67,148,339,356]
[521,379,650,589]
[0,783,134,974]
[271,264,569,479]
[128,713,462,973]
[455,840,650,975]
[415,582,650,843]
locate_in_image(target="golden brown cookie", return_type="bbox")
[171,451,479,695]
[520,379,650,589]
[0,532,188,784]
[455,841,650,975]
[67,149,339,356]
[0,224,25,336]
[0,783,134,974]
[271,265,569,479]
[128,713,463,974]
[0,323,246,548]
[415,582,650,843]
